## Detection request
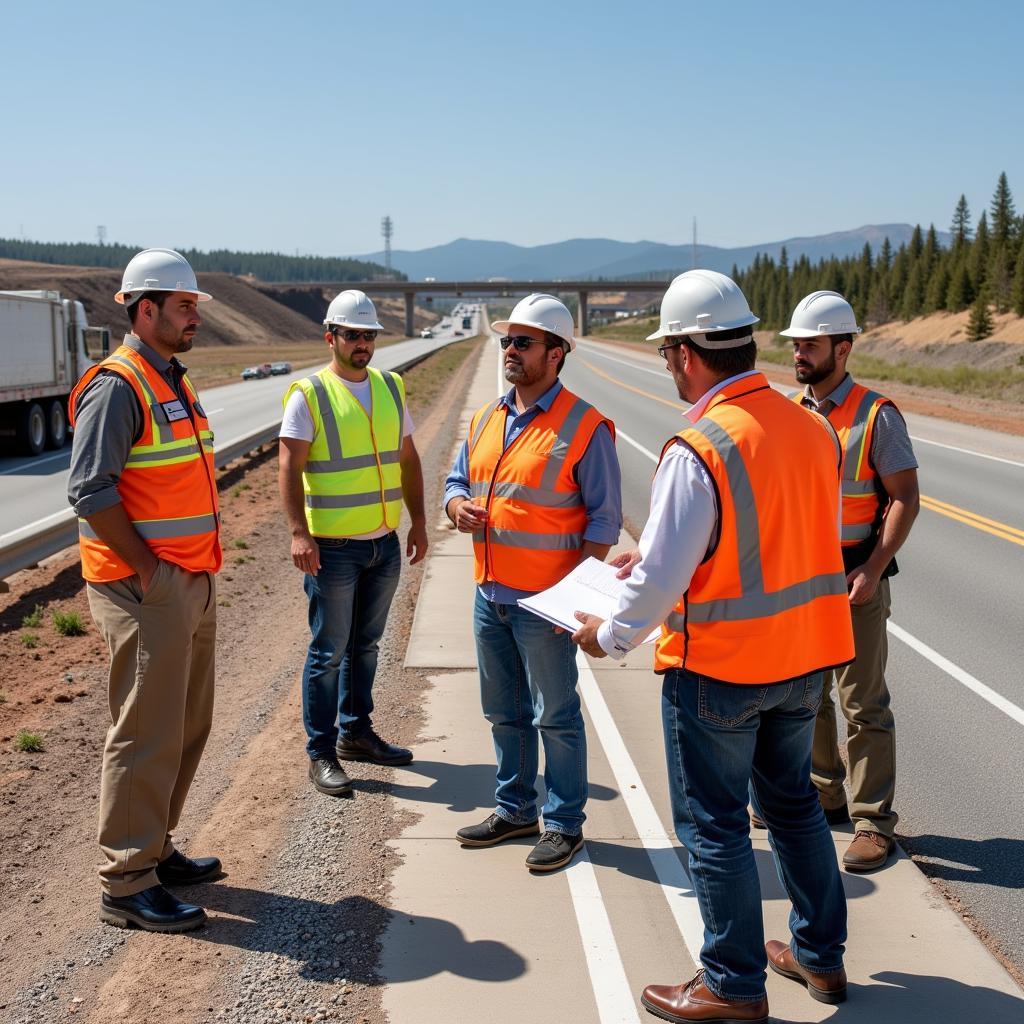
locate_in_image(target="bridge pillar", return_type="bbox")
[404,291,415,337]
[577,291,589,337]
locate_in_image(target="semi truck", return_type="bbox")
[0,290,110,456]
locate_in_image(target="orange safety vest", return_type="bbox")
[69,344,221,582]
[468,386,614,591]
[793,380,894,554]
[654,373,854,685]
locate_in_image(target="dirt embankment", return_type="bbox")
[0,261,437,351]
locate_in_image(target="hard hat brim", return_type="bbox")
[324,317,385,331]
[646,311,760,342]
[115,288,213,305]
[491,318,576,352]
[779,325,863,338]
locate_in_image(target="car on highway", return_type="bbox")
[420,328,434,339]
[269,361,292,375]
[241,365,267,380]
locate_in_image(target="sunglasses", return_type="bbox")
[336,329,378,342]
[499,335,543,351]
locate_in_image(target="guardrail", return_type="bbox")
[0,342,471,588]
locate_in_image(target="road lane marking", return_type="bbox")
[577,343,668,379]
[920,495,1024,547]
[910,435,1024,469]
[616,429,659,464]
[578,652,705,964]
[0,451,71,475]
[888,622,1024,727]
[578,357,680,410]
[565,848,642,1023]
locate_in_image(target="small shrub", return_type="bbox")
[20,632,39,648]
[22,604,44,628]
[15,730,44,753]
[0,691,7,704]
[53,610,87,637]
[233,539,249,549]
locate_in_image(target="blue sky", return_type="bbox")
[2,0,1021,256]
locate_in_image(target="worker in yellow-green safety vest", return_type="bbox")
[279,290,427,799]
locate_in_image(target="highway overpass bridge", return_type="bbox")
[275,280,672,336]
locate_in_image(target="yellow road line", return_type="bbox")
[919,496,1024,547]
[577,354,1024,549]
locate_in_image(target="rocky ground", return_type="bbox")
[0,338,483,1024]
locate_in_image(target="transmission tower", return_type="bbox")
[97,225,107,246]
[381,216,393,275]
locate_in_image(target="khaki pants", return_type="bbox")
[811,578,897,837]
[87,560,216,897]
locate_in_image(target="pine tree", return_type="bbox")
[966,288,994,341]
[945,261,973,312]
[990,172,1016,245]
[1011,244,1024,317]
[970,212,990,291]
[951,195,972,248]
[900,262,925,320]
[923,224,939,276]
[910,224,924,260]
[924,253,951,313]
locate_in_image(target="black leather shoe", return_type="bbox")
[157,849,222,885]
[309,757,353,796]
[336,730,413,766]
[100,884,206,933]
[456,812,540,847]
[526,830,584,872]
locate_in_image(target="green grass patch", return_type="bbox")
[21,604,44,628]
[15,730,44,753]
[591,317,660,345]
[0,691,7,704]
[53,610,87,637]
[233,539,249,549]
[20,632,39,648]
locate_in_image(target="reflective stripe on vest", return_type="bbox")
[289,367,405,536]
[655,373,854,684]
[468,387,614,591]
[68,344,221,582]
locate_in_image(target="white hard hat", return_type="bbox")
[323,289,384,331]
[646,269,759,348]
[779,290,862,338]
[491,293,576,352]
[115,248,211,305]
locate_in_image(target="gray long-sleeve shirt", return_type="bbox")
[67,334,193,518]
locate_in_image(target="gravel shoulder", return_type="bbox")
[0,338,483,1024]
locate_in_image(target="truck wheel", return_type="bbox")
[16,402,47,456]
[45,398,68,450]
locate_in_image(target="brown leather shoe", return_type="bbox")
[842,830,894,872]
[765,939,847,1004]
[641,971,768,1022]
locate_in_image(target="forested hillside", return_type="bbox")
[735,174,1023,341]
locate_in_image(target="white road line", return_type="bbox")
[616,429,659,464]
[888,621,1024,727]
[578,652,705,964]
[565,849,642,1023]
[577,342,667,379]
[908,435,1024,469]
[0,451,70,475]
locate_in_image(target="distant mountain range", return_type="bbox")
[357,225,951,281]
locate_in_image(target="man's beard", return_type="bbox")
[155,315,194,353]
[503,358,541,385]
[795,350,835,385]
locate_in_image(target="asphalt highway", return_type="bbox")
[0,314,478,542]
[560,337,1024,976]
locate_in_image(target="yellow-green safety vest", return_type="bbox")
[286,366,405,537]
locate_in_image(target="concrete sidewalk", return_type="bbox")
[379,338,1024,1023]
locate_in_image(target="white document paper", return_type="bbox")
[517,557,662,644]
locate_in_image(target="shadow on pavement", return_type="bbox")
[188,888,527,985]
[585,839,877,901]
[842,971,1024,1022]
[351,758,617,812]
[901,834,1024,889]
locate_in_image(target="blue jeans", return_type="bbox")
[302,533,401,759]
[662,667,847,1002]
[473,591,587,834]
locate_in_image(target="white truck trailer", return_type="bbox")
[0,290,110,456]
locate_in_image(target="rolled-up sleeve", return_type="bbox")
[575,423,622,545]
[67,374,141,518]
